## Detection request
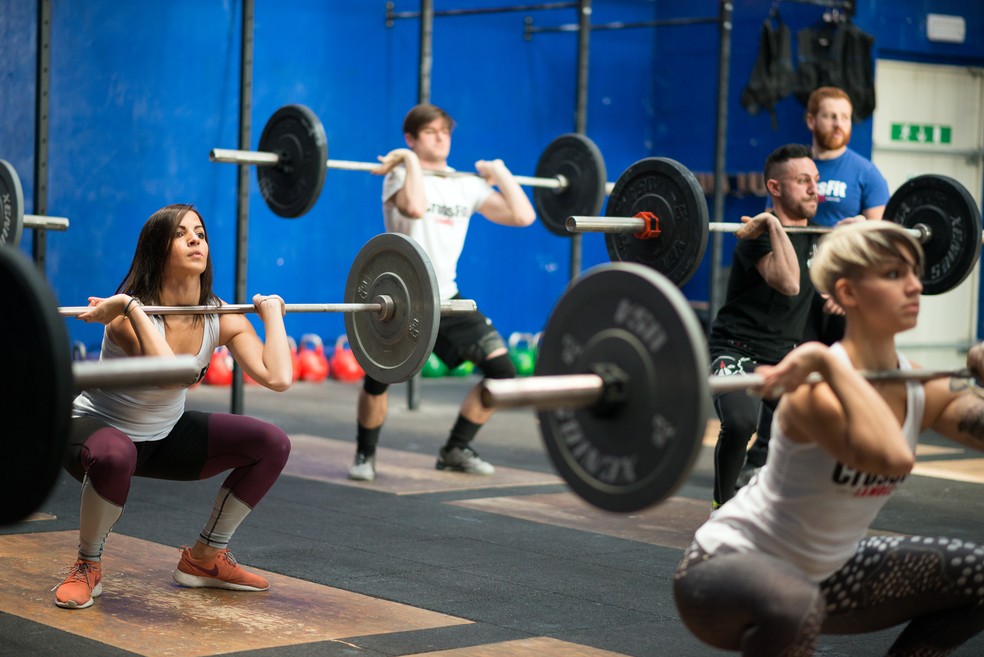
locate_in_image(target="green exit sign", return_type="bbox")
[891,123,952,145]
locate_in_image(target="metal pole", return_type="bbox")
[32,0,51,272]
[569,0,591,282]
[708,0,732,331]
[408,0,434,412]
[231,0,254,415]
[418,0,433,105]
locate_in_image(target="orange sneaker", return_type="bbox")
[172,546,269,591]
[53,559,102,609]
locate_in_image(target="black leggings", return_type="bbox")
[673,536,984,656]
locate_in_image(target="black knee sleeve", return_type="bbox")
[478,353,516,380]
[362,376,389,396]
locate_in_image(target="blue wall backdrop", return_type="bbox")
[2,0,982,355]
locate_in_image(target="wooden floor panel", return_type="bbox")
[284,434,563,495]
[914,458,984,484]
[411,636,630,656]
[449,494,710,550]
[0,531,469,657]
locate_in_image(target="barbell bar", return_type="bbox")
[1,159,71,248]
[58,298,477,319]
[476,262,977,514]
[2,245,205,526]
[210,147,612,193]
[567,215,971,248]
[570,156,984,296]
[60,232,467,386]
[569,215,887,237]
[207,104,611,236]
[482,367,971,411]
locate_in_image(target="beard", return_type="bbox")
[816,125,851,151]
[779,194,818,220]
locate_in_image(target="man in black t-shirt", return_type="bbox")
[708,144,820,509]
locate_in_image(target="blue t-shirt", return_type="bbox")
[814,148,890,226]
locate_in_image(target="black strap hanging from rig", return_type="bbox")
[740,6,796,130]
[793,1,875,122]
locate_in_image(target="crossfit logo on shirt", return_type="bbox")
[831,462,907,497]
[428,203,471,225]
[711,356,755,376]
[818,180,847,204]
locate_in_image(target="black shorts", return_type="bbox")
[431,294,506,370]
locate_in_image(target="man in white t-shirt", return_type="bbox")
[348,103,536,481]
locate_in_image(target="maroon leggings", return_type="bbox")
[66,412,290,508]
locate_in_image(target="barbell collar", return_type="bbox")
[23,216,70,231]
[58,298,477,317]
[73,355,201,390]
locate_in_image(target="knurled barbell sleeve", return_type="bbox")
[73,355,201,390]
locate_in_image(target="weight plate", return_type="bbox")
[0,159,25,248]
[884,174,982,296]
[0,247,73,524]
[536,262,709,512]
[344,233,440,384]
[534,134,607,237]
[256,104,328,218]
[605,157,708,287]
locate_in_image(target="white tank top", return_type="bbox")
[695,343,925,581]
[382,166,492,300]
[72,314,219,442]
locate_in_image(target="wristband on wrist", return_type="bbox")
[122,297,139,319]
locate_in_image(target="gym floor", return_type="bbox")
[3,373,984,656]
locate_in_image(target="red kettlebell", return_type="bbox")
[330,335,364,382]
[296,333,330,382]
[203,346,233,386]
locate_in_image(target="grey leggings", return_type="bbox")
[673,536,984,656]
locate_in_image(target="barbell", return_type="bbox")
[61,232,474,386]
[2,230,475,524]
[208,104,612,236]
[566,156,984,296]
[1,159,71,248]
[477,262,975,513]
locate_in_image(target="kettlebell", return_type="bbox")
[203,346,233,386]
[330,335,364,382]
[297,333,330,382]
[508,332,536,377]
[449,360,474,377]
[422,352,449,378]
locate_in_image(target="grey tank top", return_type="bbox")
[72,313,219,442]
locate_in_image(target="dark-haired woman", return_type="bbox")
[55,204,292,609]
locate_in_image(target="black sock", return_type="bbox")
[356,424,381,456]
[446,415,482,450]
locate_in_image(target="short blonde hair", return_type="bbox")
[810,222,925,299]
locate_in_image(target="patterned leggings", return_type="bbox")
[673,536,984,656]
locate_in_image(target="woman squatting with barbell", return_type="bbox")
[674,221,984,656]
